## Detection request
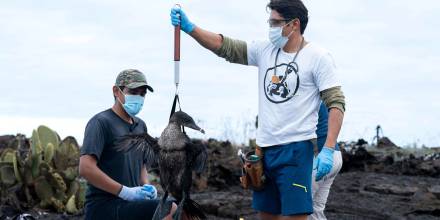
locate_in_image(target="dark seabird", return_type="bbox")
[117,111,207,220]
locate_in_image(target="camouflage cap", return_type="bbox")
[115,69,154,92]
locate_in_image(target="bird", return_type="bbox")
[116,111,207,220]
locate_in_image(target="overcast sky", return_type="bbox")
[1,0,439,147]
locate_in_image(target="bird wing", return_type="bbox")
[115,132,159,168]
[188,141,208,174]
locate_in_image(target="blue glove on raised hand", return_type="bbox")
[315,146,334,181]
[118,185,152,201]
[141,184,157,200]
[170,7,195,33]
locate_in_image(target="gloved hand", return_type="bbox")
[170,7,195,33]
[118,185,153,201]
[141,184,157,200]
[315,146,334,181]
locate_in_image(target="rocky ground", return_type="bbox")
[1,137,440,220]
[194,172,440,220]
[4,172,438,220]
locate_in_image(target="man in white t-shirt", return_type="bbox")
[170,1,345,219]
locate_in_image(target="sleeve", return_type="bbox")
[247,40,261,67]
[80,117,106,160]
[214,35,248,65]
[142,121,148,133]
[313,52,340,92]
[320,86,346,113]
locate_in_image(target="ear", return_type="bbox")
[113,86,119,97]
[113,86,124,103]
[291,19,301,31]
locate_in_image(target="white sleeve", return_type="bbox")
[313,52,340,92]
[247,41,261,67]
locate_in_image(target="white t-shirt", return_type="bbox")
[247,40,340,147]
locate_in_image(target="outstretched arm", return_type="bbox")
[190,26,223,52]
[171,7,248,65]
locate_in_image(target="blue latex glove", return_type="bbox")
[141,184,158,200]
[315,146,334,181]
[170,7,195,33]
[118,185,152,201]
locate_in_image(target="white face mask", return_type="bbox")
[269,21,294,48]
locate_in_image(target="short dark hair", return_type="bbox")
[267,0,309,34]
[114,86,125,101]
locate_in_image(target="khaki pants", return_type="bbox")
[309,150,343,220]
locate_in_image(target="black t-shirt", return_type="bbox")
[80,108,147,205]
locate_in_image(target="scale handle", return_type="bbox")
[174,4,181,85]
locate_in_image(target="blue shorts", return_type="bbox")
[252,140,314,216]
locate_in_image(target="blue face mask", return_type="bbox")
[269,21,294,49]
[118,88,145,117]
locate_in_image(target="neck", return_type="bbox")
[283,34,304,53]
[169,121,182,129]
[112,102,133,124]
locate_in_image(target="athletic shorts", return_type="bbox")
[252,140,314,216]
[84,198,160,220]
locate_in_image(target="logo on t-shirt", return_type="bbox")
[264,61,300,103]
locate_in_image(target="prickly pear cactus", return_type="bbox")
[0,149,20,186]
[76,179,87,209]
[67,180,80,198]
[48,172,67,193]
[36,125,60,163]
[54,136,79,171]
[64,180,84,214]
[34,176,54,207]
[66,195,79,214]
[0,163,16,186]
[62,167,78,182]
[1,126,85,215]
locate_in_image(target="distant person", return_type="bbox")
[78,69,177,220]
[310,103,343,220]
[170,0,345,220]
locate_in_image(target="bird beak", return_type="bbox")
[185,123,205,134]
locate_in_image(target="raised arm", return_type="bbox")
[170,7,249,65]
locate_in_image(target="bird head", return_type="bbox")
[170,111,205,134]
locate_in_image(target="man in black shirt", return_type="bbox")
[79,69,176,220]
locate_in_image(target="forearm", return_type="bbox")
[190,26,223,52]
[190,26,248,65]
[140,165,149,185]
[79,156,122,196]
[324,108,344,148]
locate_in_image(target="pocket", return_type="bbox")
[264,144,300,170]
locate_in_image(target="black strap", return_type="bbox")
[169,94,181,119]
[169,94,185,133]
[273,37,305,75]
